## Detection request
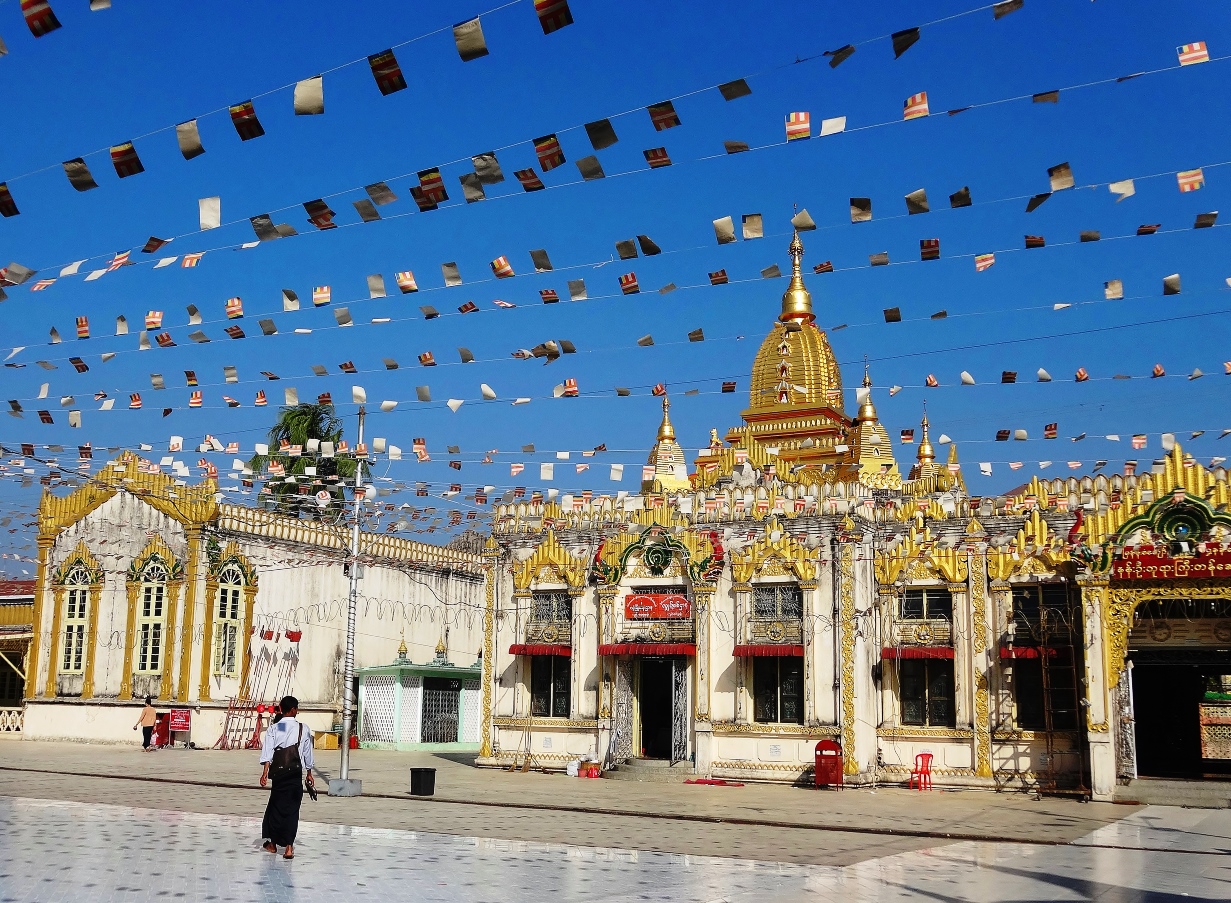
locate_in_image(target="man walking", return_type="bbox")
[258,695,315,859]
[132,697,157,751]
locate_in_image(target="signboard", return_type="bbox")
[168,708,191,732]
[1110,547,1231,582]
[624,593,691,620]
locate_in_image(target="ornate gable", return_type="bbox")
[987,508,1071,581]
[875,519,968,586]
[512,529,587,591]
[730,517,816,583]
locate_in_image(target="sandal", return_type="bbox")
[262,842,277,854]
[283,846,295,860]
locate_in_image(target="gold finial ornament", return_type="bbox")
[398,630,408,657]
[857,359,878,423]
[435,635,447,655]
[657,395,676,442]
[779,229,814,324]
[917,410,935,464]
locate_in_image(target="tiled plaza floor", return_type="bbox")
[0,796,1227,903]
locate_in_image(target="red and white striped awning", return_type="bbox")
[732,644,806,657]
[881,646,954,660]
[508,643,571,657]
[598,643,696,656]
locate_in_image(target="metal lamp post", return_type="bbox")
[329,405,365,796]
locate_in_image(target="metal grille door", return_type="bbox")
[612,659,634,760]
[360,675,397,743]
[671,658,689,764]
[422,677,460,743]
[398,674,422,744]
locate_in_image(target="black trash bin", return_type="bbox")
[409,767,436,796]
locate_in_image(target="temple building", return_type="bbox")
[478,232,1231,799]
[17,456,485,747]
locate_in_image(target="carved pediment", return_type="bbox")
[875,519,967,586]
[730,517,816,583]
[988,509,1070,582]
[512,529,587,590]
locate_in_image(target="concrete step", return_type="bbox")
[1115,778,1231,809]
[604,758,696,783]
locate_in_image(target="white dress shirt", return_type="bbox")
[259,716,315,770]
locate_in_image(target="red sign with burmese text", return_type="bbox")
[1111,546,1231,582]
[624,593,691,620]
[168,708,192,732]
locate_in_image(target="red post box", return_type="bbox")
[153,713,171,749]
[814,739,842,789]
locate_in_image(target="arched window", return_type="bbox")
[60,564,92,673]
[213,563,245,677]
[136,560,168,674]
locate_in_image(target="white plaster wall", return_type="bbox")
[709,575,737,723]
[43,494,190,699]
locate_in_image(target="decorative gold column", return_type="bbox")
[43,584,66,699]
[692,582,715,723]
[176,527,203,702]
[798,579,818,724]
[80,583,104,699]
[118,582,140,700]
[199,572,220,701]
[567,586,586,719]
[597,585,619,720]
[157,579,184,700]
[478,539,500,758]
[947,581,971,726]
[838,541,858,775]
[731,581,750,721]
[967,546,993,778]
[27,536,53,699]
[234,583,258,700]
[1078,574,1111,732]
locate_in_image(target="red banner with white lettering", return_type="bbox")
[624,593,691,620]
[1111,547,1231,581]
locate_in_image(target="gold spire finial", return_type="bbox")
[857,359,878,423]
[657,395,676,442]
[779,228,815,325]
[398,629,408,657]
[917,407,935,464]
[435,635,446,655]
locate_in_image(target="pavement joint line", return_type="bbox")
[0,763,1220,856]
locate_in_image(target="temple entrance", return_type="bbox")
[635,657,689,761]
[1130,653,1231,780]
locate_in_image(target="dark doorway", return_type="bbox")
[638,658,673,759]
[1132,663,1204,778]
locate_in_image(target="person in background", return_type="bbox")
[258,695,314,859]
[132,697,157,751]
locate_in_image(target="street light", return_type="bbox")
[329,405,365,797]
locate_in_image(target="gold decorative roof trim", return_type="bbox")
[38,450,218,538]
[209,540,258,585]
[987,508,1071,582]
[129,534,182,583]
[730,517,816,583]
[512,529,587,591]
[51,541,103,585]
[875,520,968,586]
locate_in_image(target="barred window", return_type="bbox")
[900,587,952,621]
[898,660,955,727]
[136,560,168,674]
[1012,583,1073,644]
[752,584,803,620]
[531,591,572,622]
[60,564,92,674]
[213,563,245,677]
[753,656,804,724]
[530,656,570,718]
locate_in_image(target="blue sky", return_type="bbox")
[0,0,1229,568]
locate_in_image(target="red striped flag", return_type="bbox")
[418,352,436,367]
[457,301,478,314]
[223,396,240,408]
[145,310,163,329]
[418,168,448,203]
[1132,434,1147,449]
[534,135,565,171]
[368,50,407,94]
[1152,363,1166,378]
[925,374,939,387]
[974,253,995,272]
[1177,168,1205,192]
[539,288,560,303]
[129,393,142,409]
[643,147,672,168]
[317,392,333,406]
[647,101,680,131]
[785,112,811,140]
[312,286,330,307]
[229,101,265,141]
[110,142,144,178]
[30,279,54,291]
[108,251,131,271]
[515,168,545,191]
[708,269,728,285]
[156,333,176,347]
[225,297,244,319]
[21,0,61,37]
[490,256,514,278]
[395,271,418,293]
[181,252,204,268]
[619,272,639,294]
[903,92,930,120]
[224,326,244,340]
[189,391,202,408]
[652,383,666,396]
[534,0,573,33]
[0,183,19,218]
[75,316,89,339]
[1044,423,1058,439]
[919,238,940,261]
[303,200,336,230]
[1177,42,1210,65]
[1075,367,1089,382]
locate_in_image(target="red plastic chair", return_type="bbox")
[909,753,933,790]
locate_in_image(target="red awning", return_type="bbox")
[999,645,1068,660]
[881,646,954,660]
[598,643,696,656]
[732,644,806,657]
[509,643,571,657]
